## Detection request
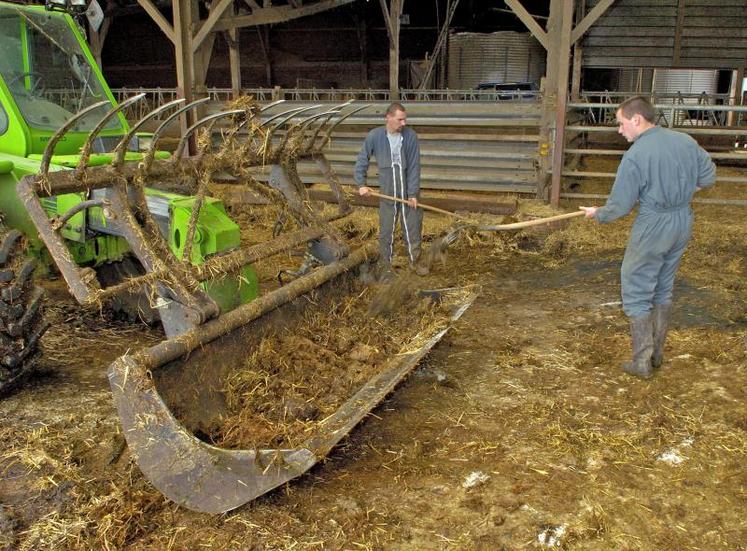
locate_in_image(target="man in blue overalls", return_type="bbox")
[354,102,426,279]
[580,96,716,378]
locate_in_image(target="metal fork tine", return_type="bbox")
[268,104,322,130]
[275,110,341,153]
[325,104,369,135]
[316,104,370,151]
[260,106,312,128]
[303,110,342,150]
[112,98,186,169]
[139,98,211,176]
[295,109,341,131]
[233,99,287,133]
[172,109,246,164]
[260,99,286,112]
[40,100,112,178]
[74,93,146,176]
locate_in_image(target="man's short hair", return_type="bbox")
[618,95,656,123]
[386,102,406,116]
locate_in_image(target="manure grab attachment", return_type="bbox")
[16,96,476,512]
[17,96,362,337]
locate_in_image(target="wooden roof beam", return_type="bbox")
[570,0,616,43]
[505,0,548,50]
[192,0,235,51]
[213,0,356,31]
[137,0,175,44]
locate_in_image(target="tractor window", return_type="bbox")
[0,103,7,135]
[0,5,121,133]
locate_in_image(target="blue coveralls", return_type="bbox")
[596,126,716,317]
[354,126,422,263]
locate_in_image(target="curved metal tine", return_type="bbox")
[277,109,341,154]
[268,104,322,131]
[303,110,342,150]
[40,99,112,178]
[260,99,286,112]
[283,109,341,139]
[325,104,369,136]
[265,104,323,143]
[112,98,186,169]
[259,105,312,129]
[291,109,341,151]
[139,97,211,175]
[74,93,146,175]
[172,109,246,164]
[329,99,355,112]
[314,104,370,152]
[234,99,288,133]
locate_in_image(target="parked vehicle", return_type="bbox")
[475,81,539,101]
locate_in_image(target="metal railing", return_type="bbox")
[110,87,543,122]
[578,91,741,127]
[560,99,747,193]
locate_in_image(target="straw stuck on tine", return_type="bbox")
[171,109,246,165]
[74,93,146,179]
[138,97,211,176]
[39,99,112,182]
[112,98,186,170]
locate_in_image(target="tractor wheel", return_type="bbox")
[0,228,49,396]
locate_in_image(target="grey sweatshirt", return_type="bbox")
[354,126,421,197]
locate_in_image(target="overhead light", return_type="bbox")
[45,0,89,15]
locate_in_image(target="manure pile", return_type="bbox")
[212,277,474,450]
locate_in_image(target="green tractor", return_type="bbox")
[0,1,260,393]
[0,0,449,515]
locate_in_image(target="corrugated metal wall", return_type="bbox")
[582,0,747,69]
[235,102,542,194]
[651,68,719,124]
[447,32,546,89]
[652,68,718,95]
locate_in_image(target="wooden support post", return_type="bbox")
[257,26,273,86]
[379,0,403,100]
[228,28,242,98]
[173,0,196,148]
[355,10,370,87]
[673,0,686,66]
[727,67,744,126]
[536,0,560,201]
[570,1,584,101]
[549,0,574,207]
[194,33,217,93]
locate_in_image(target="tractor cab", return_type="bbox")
[0,3,125,158]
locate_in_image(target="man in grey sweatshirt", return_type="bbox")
[581,95,716,379]
[354,102,426,277]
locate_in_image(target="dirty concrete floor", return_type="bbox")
[0,201,745,550]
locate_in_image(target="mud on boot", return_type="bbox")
[651,303,672,369]
[410,260,429,276]
[376,259,395,283]
[622,314,654,379]
[409,249,430,277]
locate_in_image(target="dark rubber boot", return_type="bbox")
[409,248,429,276]
[622,314,654,379]
[651,303,672,369]
[377,259,395,283]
